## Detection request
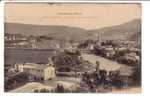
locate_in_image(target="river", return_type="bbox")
[82,53,130,71]
[5,49,56,66]
[5,49,130,72]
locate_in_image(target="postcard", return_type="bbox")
[4,3,141,93]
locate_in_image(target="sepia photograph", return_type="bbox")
[4,3,141,93]
[3,0,143,1]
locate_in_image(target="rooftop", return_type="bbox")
[19,63,54,70]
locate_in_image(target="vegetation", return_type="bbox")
[4,72,29,92]
[52,50,88,72]
[34,88,50,93]
[131,67,141,86]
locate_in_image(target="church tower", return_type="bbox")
[97,33,102,46]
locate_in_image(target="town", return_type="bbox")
[4,32,141,93]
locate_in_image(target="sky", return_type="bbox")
[5,3,141,29]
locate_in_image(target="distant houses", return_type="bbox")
[4,33,61,49]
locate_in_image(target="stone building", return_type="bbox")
[14,63,55,81]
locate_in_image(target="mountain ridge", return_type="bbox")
[5,19,141,41]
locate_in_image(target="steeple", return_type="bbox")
[97,33,100,42]
[97,33,101,46]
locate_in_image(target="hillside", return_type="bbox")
[5,19,141,41]
[5,23,87,42]
[86,19,141,40]
[128,32,141,42]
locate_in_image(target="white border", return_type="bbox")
[0,0,4,93]
[0,0,150,100]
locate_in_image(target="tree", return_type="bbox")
[132,67,141,86]
[95,61,100,71]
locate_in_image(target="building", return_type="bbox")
[96,33,102,47]
[104,46,115,59]
[14,63,55,81]
[123,52,140,62]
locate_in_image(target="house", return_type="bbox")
[123,52,140,62]
[14,63,55,81]
[104,46,115,59]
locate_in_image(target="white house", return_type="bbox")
[14,63,55,81]
[123,52,140,62]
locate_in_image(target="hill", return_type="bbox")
[5,19,141,41]
[86,19,141,40]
